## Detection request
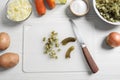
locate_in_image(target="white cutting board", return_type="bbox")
[22,16,120,75]
[23,18,95,73]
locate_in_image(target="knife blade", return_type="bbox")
[69,19,99,73]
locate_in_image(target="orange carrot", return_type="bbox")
[46,0,56,9]
[35,0,46,15]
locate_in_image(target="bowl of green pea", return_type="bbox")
[93,0,120,25]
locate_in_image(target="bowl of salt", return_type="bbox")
[70,0,89,16]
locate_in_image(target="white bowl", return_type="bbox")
[93,0,120,25]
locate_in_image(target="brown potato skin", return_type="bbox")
[0,32,10,50]
[0,52,19,69]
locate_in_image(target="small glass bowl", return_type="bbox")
[6,0,32,22]
[70,0,90,16]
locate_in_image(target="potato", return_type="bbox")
[0,32,10,50]
[0,52,19,69]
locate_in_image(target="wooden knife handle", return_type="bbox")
[82,46,99,73]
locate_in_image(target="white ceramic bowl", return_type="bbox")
[93,0,120,25]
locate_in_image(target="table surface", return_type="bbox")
[0,0,120,80]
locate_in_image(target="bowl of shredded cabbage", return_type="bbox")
[93,0,120,25]
[6,0,32,22]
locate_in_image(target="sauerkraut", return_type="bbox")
[7,0,32,21]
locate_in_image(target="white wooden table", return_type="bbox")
[0,0,120,80]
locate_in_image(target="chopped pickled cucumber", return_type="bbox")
[96,0,120,22]
[43,31,61,59]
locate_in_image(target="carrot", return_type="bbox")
[35,0,46,15]
[46,0,56,9]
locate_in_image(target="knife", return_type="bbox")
[69,19,99,73]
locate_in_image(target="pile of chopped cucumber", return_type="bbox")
[96,0,120,22]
